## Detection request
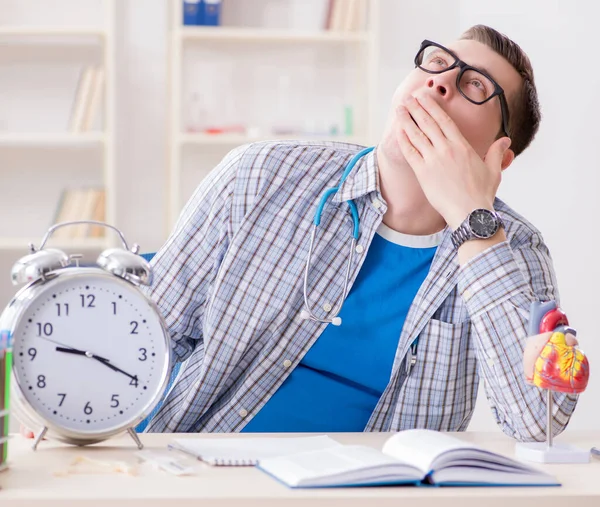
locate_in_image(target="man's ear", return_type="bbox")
[501,148,515,171]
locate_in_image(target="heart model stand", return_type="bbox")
[515,301,591,463]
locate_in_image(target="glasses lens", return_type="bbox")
[458,69,495,104]
[417,45,457,73]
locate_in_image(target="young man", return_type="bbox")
[142,25,578,441]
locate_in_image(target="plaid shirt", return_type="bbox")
[143,140,577,441]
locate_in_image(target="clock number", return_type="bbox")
[57,393,66,406]
[110,394,120,408]
[27,347,37,361]
[112,302,117,315]
[129,376,139,387]
[80,294,96,308]
[37,375,46,388]
[36,322,53,337]
[138,348,147,361]
[56,303,69,317]
[84,402,93,415]
[130,321,139,335]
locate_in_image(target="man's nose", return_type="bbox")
[426,73,456,99]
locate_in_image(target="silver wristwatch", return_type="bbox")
[451,208,504,249]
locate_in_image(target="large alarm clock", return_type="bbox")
[0,221,172,450]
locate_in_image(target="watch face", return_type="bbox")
[11,271,170,435]
[468,209,499,238]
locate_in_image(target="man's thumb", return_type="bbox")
[486,137,511,167]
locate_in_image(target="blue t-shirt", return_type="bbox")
[242,223,443,432]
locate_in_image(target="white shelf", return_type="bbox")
[0,132,105,147]
[167,0,380,231]
[0,237,109,252]
[178,26,368,43]
[0,26,106,38]
[179,133,366,146]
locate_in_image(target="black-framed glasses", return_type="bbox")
[414,40,510,138]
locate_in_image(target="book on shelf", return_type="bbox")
[182,0,222,26]
[69,65,104,133]
[52,187,106,240]
[325,0,366,32]
[183,0,203,26]
[256,429,560,489]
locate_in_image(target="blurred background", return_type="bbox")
[0,0,597,434]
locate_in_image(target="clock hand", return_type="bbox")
[94,357,139,382]
[55,346,110,363]
[55,346,137,382]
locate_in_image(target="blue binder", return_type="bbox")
[183,0,204,26]
[202,0,221,26]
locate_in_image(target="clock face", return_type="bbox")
[12,271,169,434]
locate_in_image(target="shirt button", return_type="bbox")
[323,303,332,312]
[239,408,248,418]
[355,244,364,254]
[372,199,382,209]
[487,358,495,368]
[283,359,292,368]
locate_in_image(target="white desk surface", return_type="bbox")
[1,431,599,507]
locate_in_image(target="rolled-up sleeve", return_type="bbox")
[457,234,578,442]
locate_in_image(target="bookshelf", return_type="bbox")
[0,132,105,146]
[0,26,106,37]
[166,0,380,232]
[178,26,369,43]
[0,0,116,253]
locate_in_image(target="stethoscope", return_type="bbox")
[298,146,420,376]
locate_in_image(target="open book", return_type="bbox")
[257,429,559,488]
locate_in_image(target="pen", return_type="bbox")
[591,447,600,459]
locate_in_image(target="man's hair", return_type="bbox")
[460,24,541,157]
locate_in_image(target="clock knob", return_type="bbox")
[11,249,71,285]
[97,248,152,286]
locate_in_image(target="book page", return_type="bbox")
[382,429,479,473]
[258,445,422,488]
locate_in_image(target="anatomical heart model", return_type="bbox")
[517,301,591,463]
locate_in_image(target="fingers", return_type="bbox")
[396,125,424,169]
[404,95,447,147]
[396,105,432,157]
[414,93,465,143]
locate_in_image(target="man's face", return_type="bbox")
[391,39,522,159]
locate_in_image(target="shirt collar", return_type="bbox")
[332,146,382,205]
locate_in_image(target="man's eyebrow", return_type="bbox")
[473,64,496,80]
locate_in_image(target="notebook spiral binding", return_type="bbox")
[213,458,257,466]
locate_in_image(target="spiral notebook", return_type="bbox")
[168,435,342,466]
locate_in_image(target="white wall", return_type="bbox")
[456,0,600,432]
[2,0,598,433]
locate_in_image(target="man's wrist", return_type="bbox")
[457,229,507,266]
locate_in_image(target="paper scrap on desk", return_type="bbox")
[52,455,138,477]
[136,450,195,476]
[169,435,342,466]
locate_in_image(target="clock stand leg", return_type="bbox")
[127,427,143,450]
[32,426,48,451]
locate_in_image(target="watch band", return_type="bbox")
[451,222,472,249]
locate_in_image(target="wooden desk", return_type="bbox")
[1,431,599,507]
